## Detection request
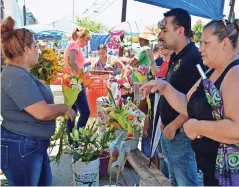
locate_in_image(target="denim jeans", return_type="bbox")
[1,126,52,186]
[67,85,90,134]
[161,132,198,186]
[141,136,158,158]
[158,137,169,178]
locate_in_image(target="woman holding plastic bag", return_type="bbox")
[140,19,239,186]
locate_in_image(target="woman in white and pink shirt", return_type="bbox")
[64,28,91,142]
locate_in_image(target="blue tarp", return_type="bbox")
[135,0,225,20]
[90,34,111,51]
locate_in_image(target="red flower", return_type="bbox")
[127,133,134,137]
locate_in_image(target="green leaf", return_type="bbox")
[38,68,43,74]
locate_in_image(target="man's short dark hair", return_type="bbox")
[164,8,191,38]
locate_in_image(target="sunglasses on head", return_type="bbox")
[220,19,229,35]
[21,28,30,52]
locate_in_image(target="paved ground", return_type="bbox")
[50,154,140,186]
[0,85,140,186]
[50,85,140,186]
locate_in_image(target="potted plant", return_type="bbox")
[97,126,116,177]
[70,123,103,186]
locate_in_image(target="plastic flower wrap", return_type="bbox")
[30,48,62,85]
[109,133,131,186]
[61,68,92,107]
[103,89,146,137]
[61,68,83,107]
[125,101,146,131]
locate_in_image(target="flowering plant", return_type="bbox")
[124,101,146,132]
[102,89,146,137]
[70,122,116,163]
[30,48,62,85]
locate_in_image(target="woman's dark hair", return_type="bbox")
[97,44,107,50]
[203,19,239,49]
[1,16,34,59]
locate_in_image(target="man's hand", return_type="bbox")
[161,114,188,140]
[163,124,176,140]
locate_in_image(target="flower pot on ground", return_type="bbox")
[70,122,116,185]
[72,158,100,186]
[70,123,102,186]
[99,150,110,176]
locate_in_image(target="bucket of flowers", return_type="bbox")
[70,122,116,186]
[30,48,62,85]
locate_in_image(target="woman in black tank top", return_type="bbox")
[187,61,239,185]
[140,20,239,186]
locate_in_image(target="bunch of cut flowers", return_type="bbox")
[102,88,146,137]
[30,48,62,85]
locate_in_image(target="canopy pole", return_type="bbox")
[121,0,127,22]
[228,0,235,22]
[23,0,26,26]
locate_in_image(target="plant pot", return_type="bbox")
[99,151,110,177]
[115,129,140,150]
[72,158,100,186]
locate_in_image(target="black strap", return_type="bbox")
[215,59,239,87]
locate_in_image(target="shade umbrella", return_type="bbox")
[135,0,224,20]
[146,76,164,168]
[109,21,146,36]
[196,64,239,186]
[149,90,162,168]
[47,17,80,33]
[22,17,80,34]
[23,24,54,33]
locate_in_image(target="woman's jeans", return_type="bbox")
[66,86,90,134]
[1,126,52,186]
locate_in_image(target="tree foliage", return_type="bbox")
[75,17,109,33]
[192,20,203,43]
[127,35,139,43]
